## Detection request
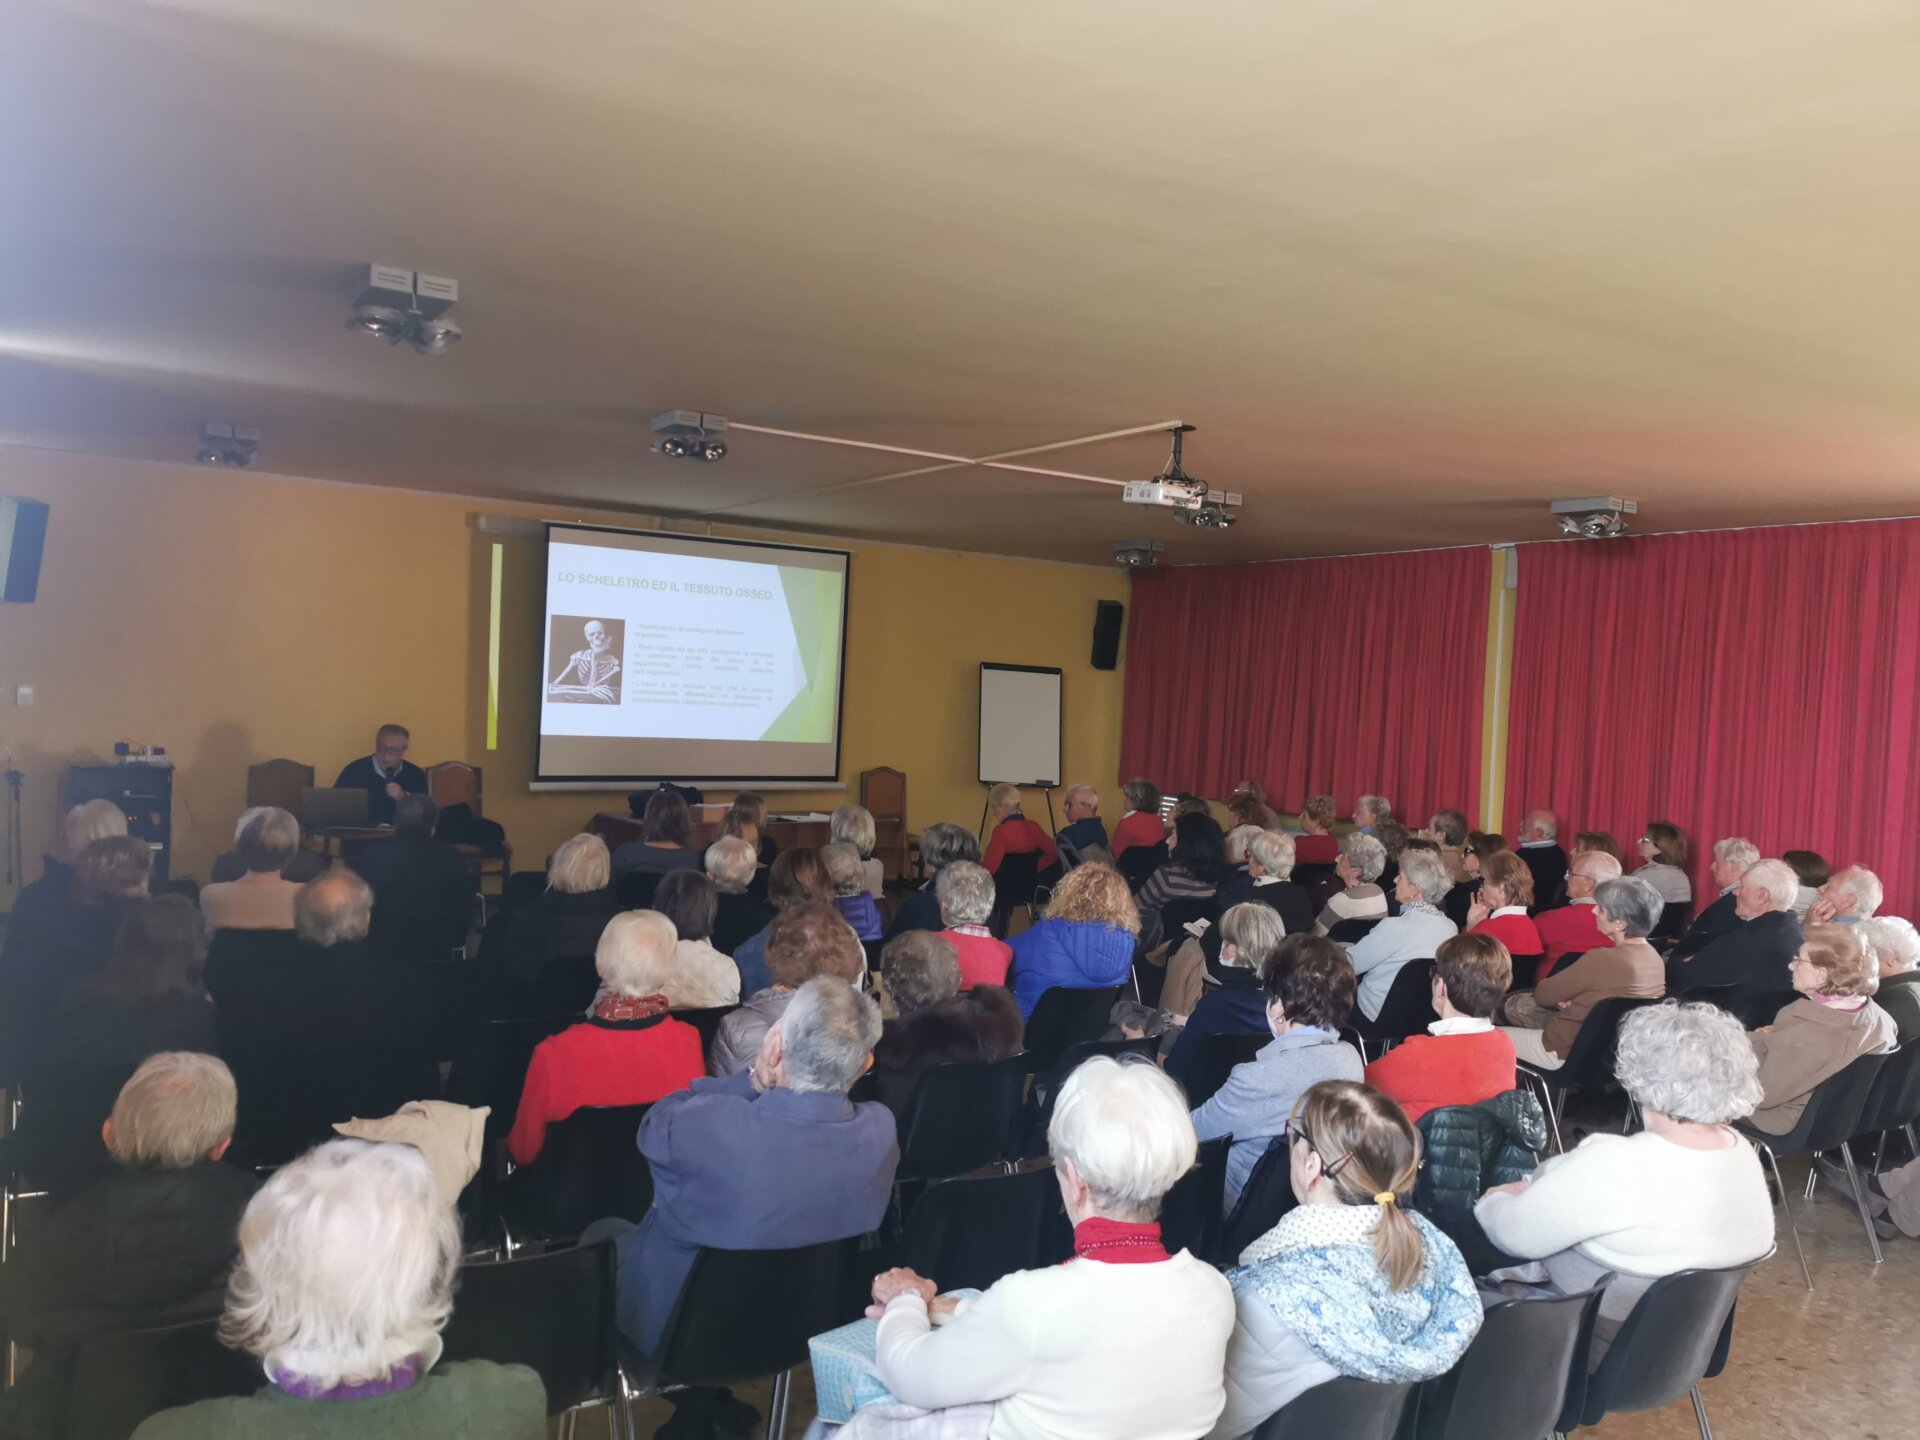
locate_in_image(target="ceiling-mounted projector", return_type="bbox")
[1551,495,1637,539]
[346,263,463,356]
[1124,424,1240,523]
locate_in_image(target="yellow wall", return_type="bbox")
[0,448,1128,893]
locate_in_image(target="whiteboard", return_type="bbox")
[979,664,1063,786]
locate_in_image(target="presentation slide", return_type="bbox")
[536,524,849,783]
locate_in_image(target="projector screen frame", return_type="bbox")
[533,521,852,788]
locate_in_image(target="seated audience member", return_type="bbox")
[1443,831,1504,927]
[332,723,429,827]
[711,902,866,1076]
[46,894,217,1070]
[1426,808,1472,885]
[1534,850,1622,977]
[650,870,744,1010]
[717,807,767,903]
[506,911,704,1164]
[1191,938,1363,1205]
[1665,858,1804,1023]
[609,977,896,1374]
[824,841,885,942]
[936,860,1013,988]
[729,790,779,869]
[349,795,477,963]
[199,808,307,929]
[1572,830,1624,864]
[611,788,705,884]
[1858,916,1920,1043]
[1633,822,1693,907]
[887,823,981,939]
[705,835,773,956]
[1353,794,1392,835]
[1476,1003,1774,1352]
[870,931,1022,1117]
[2,799,128,956]
[0,1053,259,1439]
[1499,876,1666,1070]
[1008,863,1141,1019]
[1056,782,1111,858]
[868,1059,1234,1439]
[1314,833,1390,935]
[1217,824,1267,910]
[1170,793,1213,826]
[1111,778,1168,859]
[981,783,1061,877]
[1783,849,1831,920]
[480,833,621,986]
[1342,849,1458,1026]
[731,846,834,996]
[1811,864,1883,926]
[1365,933,1516,1122]
[1211,1082,1480,1437]
[830,803,886,899]
[1229,779,1284,833]
[1373,819,1412,892]
[1136,813,1228,951]
[1514,810,1569,911]
[1669,837,1761,961]
[1745,923,1897,1135]
[131,1140,545,1439]
[1233,832,1314,936]
[1164,909,1294,1085]
[1292,794,1340,867]
[1465,851,1546,978]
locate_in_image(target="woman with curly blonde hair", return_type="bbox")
[1006,864,1140,1019]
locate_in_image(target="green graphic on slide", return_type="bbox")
[760,566,845,742]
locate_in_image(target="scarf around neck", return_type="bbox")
[1072,1216,1170,1264]
[594,992,670,1022]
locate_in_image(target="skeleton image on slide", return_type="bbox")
[546,616,624,703]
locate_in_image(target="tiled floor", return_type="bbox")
[565,1152,1920,1439]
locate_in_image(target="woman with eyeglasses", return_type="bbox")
[1633,822,1693,907]
[1207,1081,1480,1439]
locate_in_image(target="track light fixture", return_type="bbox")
[1112,539,1165,567]
[1550,496,1637,539]
[650,409,730,462]
[195,422,260,468]
[346,264,463,356]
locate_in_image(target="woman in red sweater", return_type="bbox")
[1365,932,1517,1121]
[1466,850,1547,986]
[506,909,705,1164]
[1291,793,1341,867]
[981,783,1060,875]
[1109,778,1167,859]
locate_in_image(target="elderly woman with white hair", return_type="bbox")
[1666,857,1805,1026]
[832,803,887,899]
[1341,848,1459,1026]
[824,841,885,942]
[1477,1002,1776,1350]
[888,822,983,939]
[131,1139,545,1438]
[1313,832,1389,937]
[871,930,1022,1117]
[504,910,705,1165]
[1498,875,1666,1069]
[864,1058,1234,1438]
[1859,915,1920,1042]
[1668,836,1761,961]
[982,783,1060,878]
[936,860,1013,987]
[479,833,622,995]
[705,834,774,956]
[1,800,132,973]
[200,809,310,931]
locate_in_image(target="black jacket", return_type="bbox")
[348,835,478,964]
[0,891,135,1086]
[1224,879,1315,936]
[871,986,1025,1118]
[480,886,620,977]
[1666,908,1803,1025]
[886,882,944,941]
[1517,844,1569,914]
[1668,888,1739,962]
[712,891,775,958]
[333,755,428,826]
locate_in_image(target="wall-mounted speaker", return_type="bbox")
[1091,600,1124,671]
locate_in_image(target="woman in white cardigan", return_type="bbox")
[866,1057,1234,1440]
[1475,1002,1776,1347]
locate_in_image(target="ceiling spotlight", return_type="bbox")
[1112,539,1165,568]
[346,264,462,356]
[195,422,261,468]
[650,409,730,462]
[407,319,463,355]
[1178,500,1237,529]
[345,304,410,342]
[1550,496,1637,539]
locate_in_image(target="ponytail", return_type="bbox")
[1293,1080,1427,1291]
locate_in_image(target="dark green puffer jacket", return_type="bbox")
[1415,1089,1547,1215]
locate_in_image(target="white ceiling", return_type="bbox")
[4,1,1920,563]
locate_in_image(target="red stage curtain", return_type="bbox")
[1119,547,1489,822]
[1505,519,1920,916]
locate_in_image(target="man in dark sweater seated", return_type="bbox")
[0,1052,258,1437]
[1667,836,1758,961]
[333,723,429,827]
[348,796,478,964]
[1666,856,1804,1026]
[1055,783,1111,858]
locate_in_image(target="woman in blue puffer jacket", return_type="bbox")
[1007,863,1140,1019]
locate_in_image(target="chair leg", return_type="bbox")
[1839,1140,1885,1266]
[1689,1383,1714,1440]
[1753,1143,1810,1290]
[1534,1077,1564,1155]
[1804,1153,1820,1202]
[768,1367,792,1440]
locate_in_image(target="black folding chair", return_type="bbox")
[64,1318,259,1440]
[898,1160,1069,1292]
[896,1054,1030,1183]
[1515,995,1659,1153]
[1159,1134,1230,1263]
[453,1013,578,1138]
[614,869,662,910]
[1291,862,1340,911]
[1116,841,1168,893]
[1179,1030,1267,1109]
[1221,1135,1297,1264]
[1351,959,1437,1053]
[624,1237,865,1440]
[1415,1288,1603,1440]
[990,852,1044,938]
[1853,1038,1920,1171]
[1024,1037,1159,1156]
[1559,1256,1765,1437]
[1253,1376,1415,1439]
[1021,985,1122,1076]
[1650,900,1694,944]
[1326,916,1383,946]
[1155,895,1217,951]
[1734,1052,1889,1287]
[505,1104,655,1243]
[671,1006,739,1053]
[442,1238,622,1433]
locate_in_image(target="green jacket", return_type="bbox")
[130,1359,545,1439]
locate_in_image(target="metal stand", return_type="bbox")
[2,766,22,890]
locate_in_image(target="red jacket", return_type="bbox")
[944,928,1014,988]
[506,1015,705,1165]
[1365,1028,1517,1123]
[1292,833,1339,866]
[983,817,1058,875]
[1534,902,1615,979]
[1471,909,1546,958]
[1111,811,1166,858]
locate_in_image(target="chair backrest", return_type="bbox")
[1327,916,1383,946]
[428,760,483,814]
[473,1014,578,1136]
[671,1005,739,1051]
[65,1318,260,1440]
[859,766,906,821]
[1159,1134,1231,1263]
[897,1054,1031,1182]
[514,953,602,1017]
[1857,1038,1920,1137]
[1181,1029,1268,1110]
[1577,1259,1759,1426]
[441,1239,619,1414]
[615,868,662,910]
[246,758,314,815]
[1650,900,1692,942]
[1052,1033,1159,1082]
[1022,985,1122,1074]
[899,1162,1069,1292]
[1551,994,1660,1088]
[1417,1289,1603,1440]
[1292,862,1341,910]
[990,852,1045,937]
[656,1238,865,1389]
[517,1104,656,1238]
[1116,840,1169,892]
[1221,1134,1298,1263]
[1253,1376,1415,1440]
[1795,1050,1892,1153]
[1365,958,1438,1040]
